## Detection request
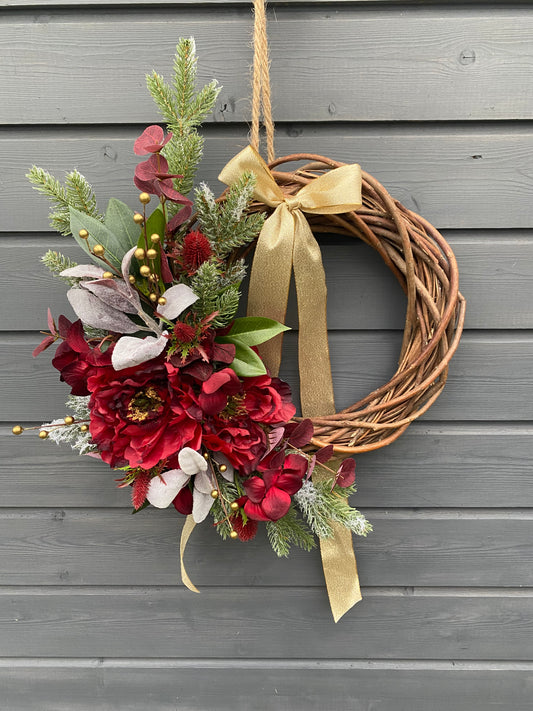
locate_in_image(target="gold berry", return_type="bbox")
[203,452,210,460]
[12,425,23,435]
[134,247,145,260]
[150,233,161,244]
[102,271,113,279]
[80,424,89,433]
[210,489,219,499]
[78,229,89,240]
[64,416,74,425]
[128,275,136,284]
[139,192,151,205]
[230,530,239,539]
[219,464,227,473]
[157,296,167,306]
[149,274,158,282]
[139,265,151,277]
[146,248,158,260]
[230,501,239,512]
[92,244,105,257]
[39,430,49,440]
[149,293,158,302]
[133,213,144,225]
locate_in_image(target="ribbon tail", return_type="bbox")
[313,458,362,621]
[180,515,200,593]
[246,205,295,376]
[293,211,335,417]
[319,523,362,622]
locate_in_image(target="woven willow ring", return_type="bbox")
[245,153,466,455]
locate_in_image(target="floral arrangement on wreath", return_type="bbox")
[13,40,370,563]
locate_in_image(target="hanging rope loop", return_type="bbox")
[251,0,275,162]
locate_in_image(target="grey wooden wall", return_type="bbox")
[1,1,532,709]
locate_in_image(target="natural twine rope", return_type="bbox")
[251,0,275,162]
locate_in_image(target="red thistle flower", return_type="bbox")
[173,321,197,344]
[230,514,258,542]
[181,231,213,274]
[132,471,151,510]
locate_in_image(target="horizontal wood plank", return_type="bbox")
[2,426,532,508]
[3,231,532,331]
[7,128,533,230]
[2,587,533,659]
[2,331,532,420]
[3,664,533,711]
[2,9,533,123]
[0,509,532,587]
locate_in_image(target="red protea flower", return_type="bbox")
[230,513,259,542]
[181,231,213,273]
[132,471,152,510]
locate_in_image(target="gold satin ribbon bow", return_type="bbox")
[219,146,363,622]
[218,145,362,417]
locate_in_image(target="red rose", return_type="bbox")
[202,419,268,475]
[88,358,201,469]
[243,453,308,521]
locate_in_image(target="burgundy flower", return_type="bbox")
[134,125,173,155]
[230,513,259,541]
[181,231,213,274]
[243,453,308,521]
[202,419,268,475]
[87,358,202,469]
[198,368,242,416]
[242,375,296,425]
[51,318,107,396]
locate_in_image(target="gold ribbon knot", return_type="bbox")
[219,145,362,417]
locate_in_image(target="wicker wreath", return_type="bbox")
[241,153,466,456]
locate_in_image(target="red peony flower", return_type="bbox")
[243,453,308,521]
[87,358,202,469]
[198,368,242,416]
[181,231,213,274]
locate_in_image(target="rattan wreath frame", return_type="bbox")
[238,153,466,455]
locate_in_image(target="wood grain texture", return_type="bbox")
[2,9,533,123]
[4,231,532,331]
[0,509,532,587]
[2,587,533,659]
[6,128,533,230]
[2,426,531,508]
[3,664,533,711]
[2,331,532,420]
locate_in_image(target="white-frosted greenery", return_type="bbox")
[41,250,79,285]
[294,478,372,539]
[42,397,95,455]
[195,177,264,259]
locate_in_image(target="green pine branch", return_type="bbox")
[145,38,221,196]
[266,506,316,557]
[27,166,102,236]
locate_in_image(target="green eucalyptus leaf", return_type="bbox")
[229,341,267,378]
[70,207,130,270]
[104,198,141,249]
[226,316,290,347]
